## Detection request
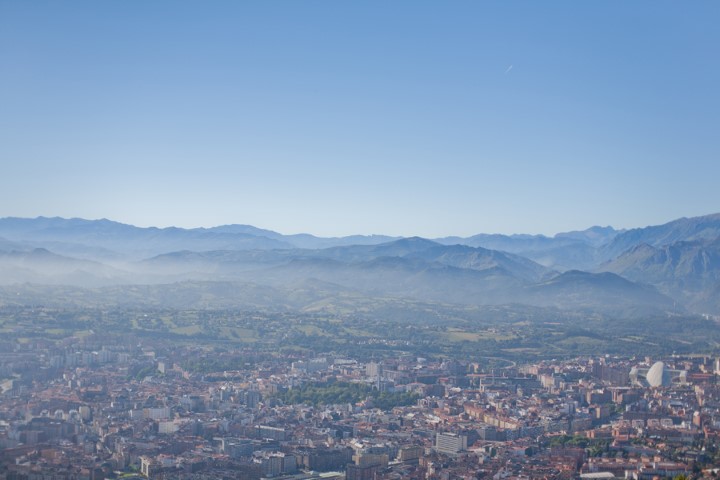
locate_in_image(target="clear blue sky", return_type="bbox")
[1,1,718,237]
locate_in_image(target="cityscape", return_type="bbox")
[2,2,719,479]
[0,212,720,479]
[1,302,720,480]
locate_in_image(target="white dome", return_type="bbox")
[646,361,669,387]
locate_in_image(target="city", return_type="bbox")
[1,307,719,480]
[2,2,719,479]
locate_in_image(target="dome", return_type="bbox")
[646,361,669,387]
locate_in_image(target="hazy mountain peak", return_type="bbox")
[383,236,439,247]
[603,212,720,261]
[554,225,620,247]
[206,224,283,239]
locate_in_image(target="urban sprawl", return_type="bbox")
[1,323,720,480]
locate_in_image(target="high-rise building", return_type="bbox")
[435,432,467,455]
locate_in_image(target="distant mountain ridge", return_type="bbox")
[0,216,624,266]
[601,213,720,260]
[0,216,400,258]
[599,237,720,312]
[1,213,719,315]
[435,227,621,271]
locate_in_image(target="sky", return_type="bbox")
[1,1,718,237]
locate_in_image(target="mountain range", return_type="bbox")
[0,213,719,315]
